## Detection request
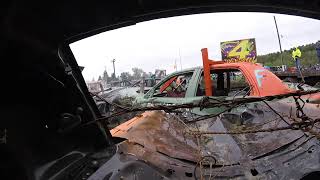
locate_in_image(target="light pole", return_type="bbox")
[111,59,116,78]
[179,48,182,70]
[273,16,284,65]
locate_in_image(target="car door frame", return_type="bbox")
[143,68,200,104]
[191,66,252,115]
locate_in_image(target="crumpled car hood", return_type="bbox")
[110,100,318,165]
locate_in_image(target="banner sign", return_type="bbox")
[220,38,257,63]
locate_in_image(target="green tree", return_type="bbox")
[257,42,318,67]
[132,67,145,80]
[120,72,132,81]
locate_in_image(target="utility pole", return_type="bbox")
[111,59,116,78]
[273,16,284,65]
[179,48,182,70]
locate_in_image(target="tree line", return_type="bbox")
[257,42,319,67]
[119,68,152,81]
[98,67,152,82]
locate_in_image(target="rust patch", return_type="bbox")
[110,100,320,166]
[118,141,195,172]
[112,111,200,162]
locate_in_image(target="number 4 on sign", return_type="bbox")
[228,40,250,59]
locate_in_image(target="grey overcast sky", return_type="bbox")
[70,12,320,81]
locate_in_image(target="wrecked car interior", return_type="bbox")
[2,1,320,180]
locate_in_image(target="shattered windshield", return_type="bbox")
[70,12,320,179]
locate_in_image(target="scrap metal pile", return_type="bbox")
[87,89,320,179]
[89,90,320,128]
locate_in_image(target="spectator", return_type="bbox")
[292,47,304,82]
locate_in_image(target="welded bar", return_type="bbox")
[201,48,213,96]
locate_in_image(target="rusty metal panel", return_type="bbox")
[111,100,317,165]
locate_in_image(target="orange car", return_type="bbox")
[110,48,320,180]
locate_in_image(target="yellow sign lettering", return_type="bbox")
[227,40,250,59]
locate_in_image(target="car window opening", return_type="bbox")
[153,72,194,98]
[196,69,250,97]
